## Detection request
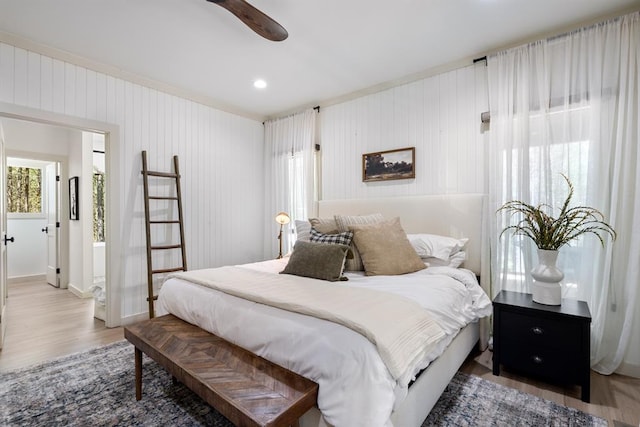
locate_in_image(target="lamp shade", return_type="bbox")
[275,212,290,225]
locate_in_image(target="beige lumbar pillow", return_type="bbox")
[350,217,426,276]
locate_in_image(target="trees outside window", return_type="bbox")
[7,166,42,214]
[93,171,105,242]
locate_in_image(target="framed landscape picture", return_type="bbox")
[362,147,415,182]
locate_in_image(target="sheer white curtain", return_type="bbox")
[487,11,639,374]
[263,109,317,259]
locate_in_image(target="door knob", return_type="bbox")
[42,226,49,233]
[3,236,15,245]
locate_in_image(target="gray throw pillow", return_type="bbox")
[280,241,350,282]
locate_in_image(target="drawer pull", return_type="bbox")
[531,326,544,335]
[532,355,544,364]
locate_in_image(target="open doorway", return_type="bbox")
[0,103,122,347]
[0,115,121,366]
[5,156,60,288]
[1,118,107,300]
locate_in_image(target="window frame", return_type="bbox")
[6,158,47,220]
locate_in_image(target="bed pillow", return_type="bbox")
[280,241,350,282]
[310,227,355,260]
[334,213,385,271]
[350,217,426,276]
[295,220,312,242]
[309,217,339,234]
[309,227,354,246]
[407,233,469,260]
[423,251,467,268]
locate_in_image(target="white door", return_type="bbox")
[45,163,59,287]
[0,123,8,348]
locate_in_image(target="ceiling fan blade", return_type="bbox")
[207,0,288,42]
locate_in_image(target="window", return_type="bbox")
[499,104,592,299]
[93,170,105,242]
[7,165,43,214]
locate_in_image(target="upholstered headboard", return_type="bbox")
[318,193,491,352]
[318,194,488,278]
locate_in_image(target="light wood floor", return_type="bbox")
[0,280,123,372]
[1,280,638,426]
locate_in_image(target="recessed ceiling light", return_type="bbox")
[253,79,267,89]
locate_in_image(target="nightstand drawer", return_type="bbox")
[501,343,579,382]
[500,310,581,349]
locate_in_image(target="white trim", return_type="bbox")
[7,274,46,284]
[616,361,640,379]
[120,312,151,326]
[0,101,122,327]
[67,282,93,299]
[7,213,47,219]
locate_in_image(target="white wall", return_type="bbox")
[319,63,488,200]
[0,117,71,155]
[67,130,90,296]
[0,42,265,321]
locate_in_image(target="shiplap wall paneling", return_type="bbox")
[0,41,265,320]
[319,63,488,201]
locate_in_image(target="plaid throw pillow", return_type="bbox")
[309,227,354,246]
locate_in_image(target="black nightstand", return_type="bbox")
[492,290,591,402]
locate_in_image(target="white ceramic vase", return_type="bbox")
[530,249,563,305]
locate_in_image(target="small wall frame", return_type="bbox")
[362,147,415,182]
[69,176,79,220]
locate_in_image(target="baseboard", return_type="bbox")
[120,312,150,326]
[8,274,47,284]
[616,361,640,379]
[67,283,93,299]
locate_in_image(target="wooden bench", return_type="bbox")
[124,314,318,427]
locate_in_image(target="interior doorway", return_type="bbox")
[0,102,122,335]
[5,156,61,288]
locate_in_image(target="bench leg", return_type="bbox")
[135,347,142,400]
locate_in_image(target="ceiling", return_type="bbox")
[1,0,638,120]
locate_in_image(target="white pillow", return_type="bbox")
[295,220,311,242]
[423,251,467,268]
[407,234,468,260]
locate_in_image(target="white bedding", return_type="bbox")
[157,258,492,427]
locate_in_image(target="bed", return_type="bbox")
[156,194,492,427]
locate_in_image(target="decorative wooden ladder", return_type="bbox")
[141,150,187,318]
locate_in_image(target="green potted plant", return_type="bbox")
[498,174,616,305]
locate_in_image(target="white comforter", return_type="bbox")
[157,259,492,427]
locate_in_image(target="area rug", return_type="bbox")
[0,340,607,426]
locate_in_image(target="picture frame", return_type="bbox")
[362,147,415,182]
[69,176,79,220]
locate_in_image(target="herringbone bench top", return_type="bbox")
[124,314,318,427]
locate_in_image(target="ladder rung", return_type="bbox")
[151,244,182,250]
[149,220,180,224]
[152,267,185,274]
[149,196,179,200]
[143,171,179,178]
